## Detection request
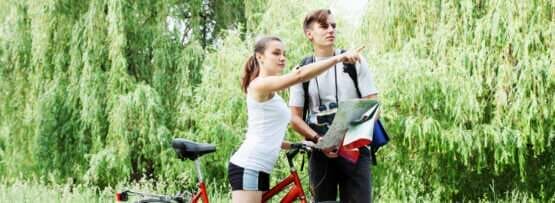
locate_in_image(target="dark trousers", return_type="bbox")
[309,146,372,203]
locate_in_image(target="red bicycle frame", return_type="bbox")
[262,169,307,203]
[190,181,209,203]
[116,139,311,203]
[190,158,209,203]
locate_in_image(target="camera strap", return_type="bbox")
[314,53,339,106]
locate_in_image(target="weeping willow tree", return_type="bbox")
[0,0,255,188]
[0,0,553,201]
[357,0,554,200]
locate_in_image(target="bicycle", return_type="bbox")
[116,138,312,203]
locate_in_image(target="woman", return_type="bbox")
[228,36,363,203]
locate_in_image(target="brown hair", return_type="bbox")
[303,9,332,32]
[241,36,282,93]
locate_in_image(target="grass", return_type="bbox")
[2,180,552,202]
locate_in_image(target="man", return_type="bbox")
[289,9,379,202]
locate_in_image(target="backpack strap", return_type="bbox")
[340,49,362,98]
[297,56,315,121]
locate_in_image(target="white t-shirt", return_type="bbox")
[230,94,291,173]
[289,49,378,123]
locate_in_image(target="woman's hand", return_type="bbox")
[338,46,365,64]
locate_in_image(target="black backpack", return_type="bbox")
[297,50,384,165]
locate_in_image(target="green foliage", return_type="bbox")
[85,84,173,187]
[0,0,35,178]
[0,179,552,202]
[360,0,554,200]
[179,30,248,184]
[244,0,267,32]
[213,0,247,36]
[0,180,114,202]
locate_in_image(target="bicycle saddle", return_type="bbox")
[172,138,216,160]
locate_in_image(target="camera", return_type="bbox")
[314,102,338,126]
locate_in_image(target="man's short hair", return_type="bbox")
[303,9,332,32]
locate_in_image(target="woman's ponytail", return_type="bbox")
[240,36,281,93]
[241,55,260,93]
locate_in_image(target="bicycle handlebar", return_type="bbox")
[286,142,314,169]
[289,143,309,151]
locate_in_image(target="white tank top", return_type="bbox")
[230,93,291,173]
